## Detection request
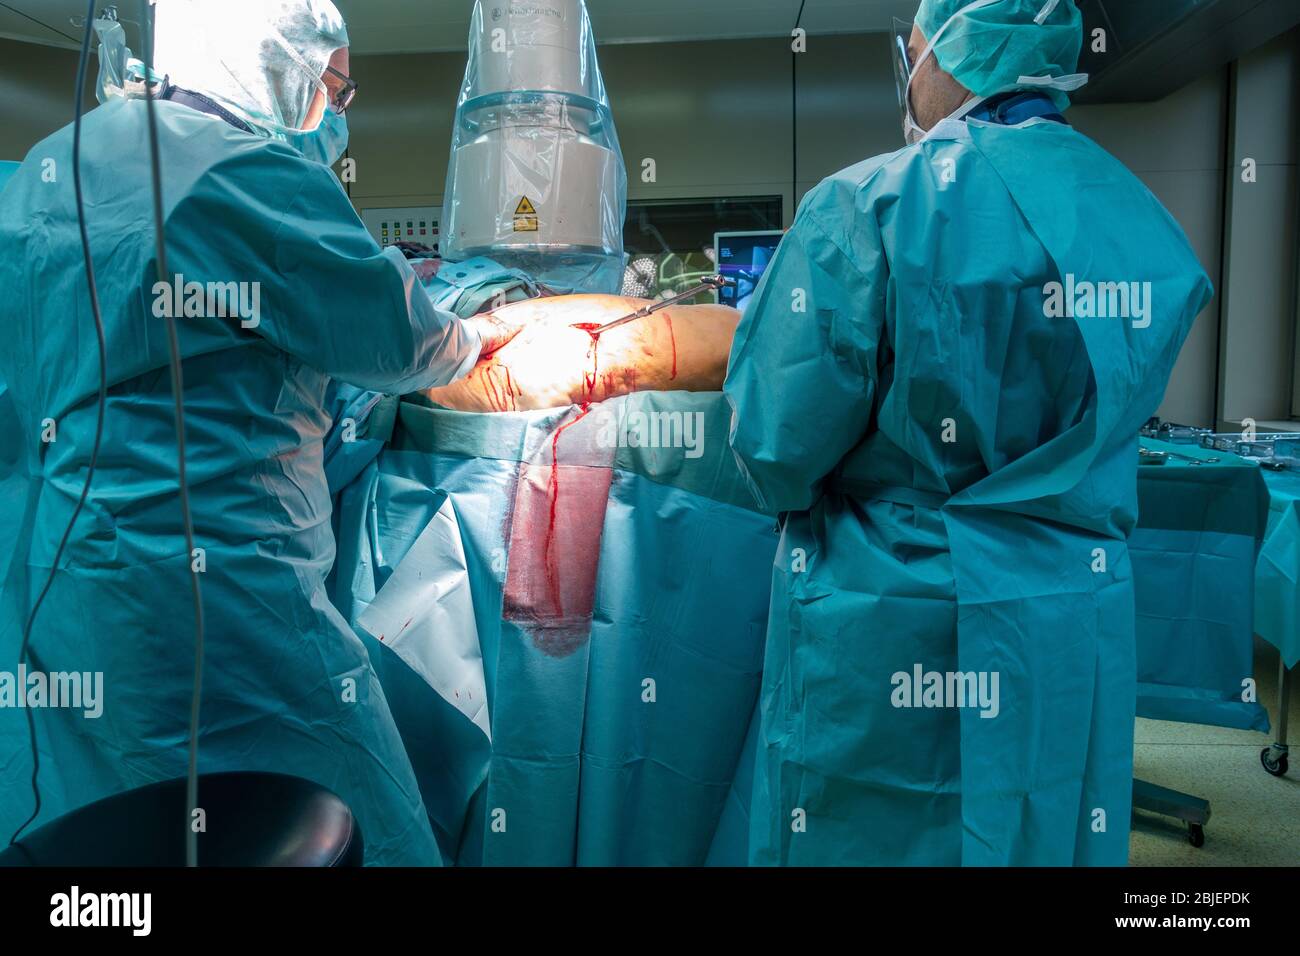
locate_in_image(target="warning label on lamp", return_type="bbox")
[513,196,539,232]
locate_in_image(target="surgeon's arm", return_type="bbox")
[723,205,884,514]
[188,153,485,393]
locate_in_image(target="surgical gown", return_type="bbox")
[0,162,20,585]
[724,116,1213,865]
[0,98,480,865]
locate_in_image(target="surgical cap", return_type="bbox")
[152,0,349,138]
[916,0,1083,104]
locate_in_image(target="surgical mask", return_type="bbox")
[893,0,1087,146]
[286,107,350,167]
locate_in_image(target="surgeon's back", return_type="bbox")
[0,95,452,865]
[0,100,336,571]
[844,119,1201,527]
[724,114,1212,866]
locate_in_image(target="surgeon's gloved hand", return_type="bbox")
[467,311,526,359]
[409,258,442,283]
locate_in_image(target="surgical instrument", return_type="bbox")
[573,275,731,336]
[1140,448,1220,466]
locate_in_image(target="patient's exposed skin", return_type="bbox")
[423,294,741,412]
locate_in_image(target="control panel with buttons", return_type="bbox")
[360,205,443,252]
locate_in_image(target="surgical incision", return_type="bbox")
[422,294,741,412]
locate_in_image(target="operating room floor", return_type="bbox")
[1130,638,1300,865]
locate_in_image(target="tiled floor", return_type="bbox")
[1130,639,1299,865]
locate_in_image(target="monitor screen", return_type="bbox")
[714,230,784,312]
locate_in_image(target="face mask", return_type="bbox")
[286,107,350,167]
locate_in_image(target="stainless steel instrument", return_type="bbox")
[574,275,730,336]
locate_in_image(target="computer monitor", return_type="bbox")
[713,230,785,311]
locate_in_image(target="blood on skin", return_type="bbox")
[572,323,604,405]
[570,320,655,402]
[482,367,502,412]
[477,364,522,412]
[664,314,677,380]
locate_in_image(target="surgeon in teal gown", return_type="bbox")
[0,0,513,864]
[724,0,1213,865]
[0,162,20,586]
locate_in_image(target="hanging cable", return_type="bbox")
[138,0,208,869]
[8,0,109,849]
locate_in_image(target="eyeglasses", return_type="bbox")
[325,65,358,113]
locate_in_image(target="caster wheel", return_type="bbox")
[1260,747,1288,777]
[1187,823,1205,848]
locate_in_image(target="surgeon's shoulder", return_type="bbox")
[197,133,335,199]
[796,143,940,251]
[807,151,894,208]
[177,134,344,232]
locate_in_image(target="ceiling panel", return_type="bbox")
[0,0,922,54]
[0,2,84,46]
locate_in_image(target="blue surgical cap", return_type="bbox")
[916,0,1084,107]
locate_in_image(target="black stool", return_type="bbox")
[0,771,363,866]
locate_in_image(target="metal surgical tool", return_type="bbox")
[1141,448,1220,466]
[573,274,731,336]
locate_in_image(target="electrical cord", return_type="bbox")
[8,0,109,848]
[138,0,208,869]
